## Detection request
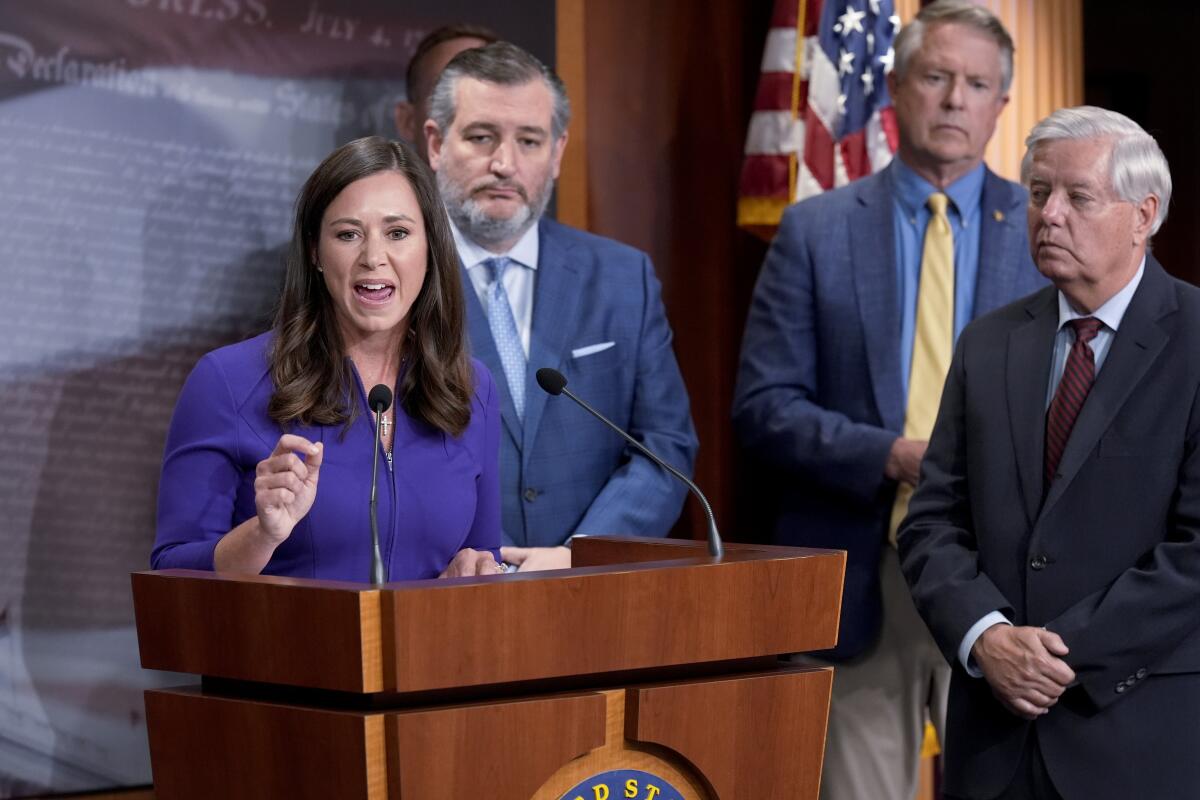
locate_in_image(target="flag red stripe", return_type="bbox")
[803,113,835,190]
[803,0,823,36]
[754,71,796,112]
[840,129,870,182]
[770,0,799,28]
[880,106,899,152]
[739,154,793,198]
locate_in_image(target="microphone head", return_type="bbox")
[536,368,567,396]
[367,384,393,412]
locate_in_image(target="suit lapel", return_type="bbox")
[1040,257,1174,516]
[462,264,524,445]
[1006,289,1059,525]
[850,169,904,431]
[522,221,583,467]
[974,170,1027,316]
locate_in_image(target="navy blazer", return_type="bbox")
[733,163,1047,658]
[463,218,697,548]
[900,256,1200,799]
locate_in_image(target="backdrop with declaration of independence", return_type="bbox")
[0,2,551,795]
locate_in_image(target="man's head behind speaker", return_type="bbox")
[394,23,498,161]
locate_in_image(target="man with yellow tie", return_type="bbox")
[733,2,1046,798]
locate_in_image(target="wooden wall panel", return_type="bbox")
[563,0,773,541]
[555,0,588,228]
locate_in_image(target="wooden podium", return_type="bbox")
[132,537,844,799]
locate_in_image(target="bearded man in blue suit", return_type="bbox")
[424,42,697,572]
[733,3,1047,798]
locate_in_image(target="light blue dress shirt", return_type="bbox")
[891,158,985,395]
[453,220,540,357]
[958,257,1147,675]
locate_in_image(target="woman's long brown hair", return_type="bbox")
[267,136,473,436]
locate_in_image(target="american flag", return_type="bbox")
[738,0,901,236]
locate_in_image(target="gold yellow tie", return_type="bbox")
[889,192,955,544]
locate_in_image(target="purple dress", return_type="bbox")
[153,333,501,582]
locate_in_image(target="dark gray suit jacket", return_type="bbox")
[900,256,1200,799]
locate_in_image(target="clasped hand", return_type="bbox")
[973,624,1075,720]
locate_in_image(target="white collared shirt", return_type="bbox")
[451,220,539,357]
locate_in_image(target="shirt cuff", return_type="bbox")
[959,611,1011,677]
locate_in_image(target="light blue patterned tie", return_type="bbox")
[483,257,526,419]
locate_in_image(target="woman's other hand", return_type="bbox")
[439,548,504,578]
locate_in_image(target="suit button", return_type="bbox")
[1115,682,1126,693]
[1136,668,1148,680]
[1030,555,1047,570]
[1126,674,1137,684]
[523,487,539,502]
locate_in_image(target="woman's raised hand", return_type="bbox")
[254,434,323,543]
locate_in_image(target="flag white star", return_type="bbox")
[862,69,875,95]
[867,32,875,54]
[837,93,848,115]
[839,48,856,77]
[839,6,867,36]
[869,0,882,14]
[879,46,895,73]
[890,14,901,34]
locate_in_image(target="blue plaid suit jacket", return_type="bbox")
[733,165,1048,658]
[464,218,698,548]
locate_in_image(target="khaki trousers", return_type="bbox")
[793,547,951,800]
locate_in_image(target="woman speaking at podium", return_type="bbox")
[152,137,503,582]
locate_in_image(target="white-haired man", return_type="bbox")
[901,106,1200,800]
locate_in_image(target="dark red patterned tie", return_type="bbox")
[1044,317,1104,488]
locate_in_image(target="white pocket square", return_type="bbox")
[571,341,616,359]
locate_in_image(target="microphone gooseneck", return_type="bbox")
[536,368,724,559]
[367,384,393,585]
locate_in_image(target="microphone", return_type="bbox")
[535,368,724,559]
[367,384,392,585]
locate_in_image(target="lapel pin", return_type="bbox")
[993,210,1005,222]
